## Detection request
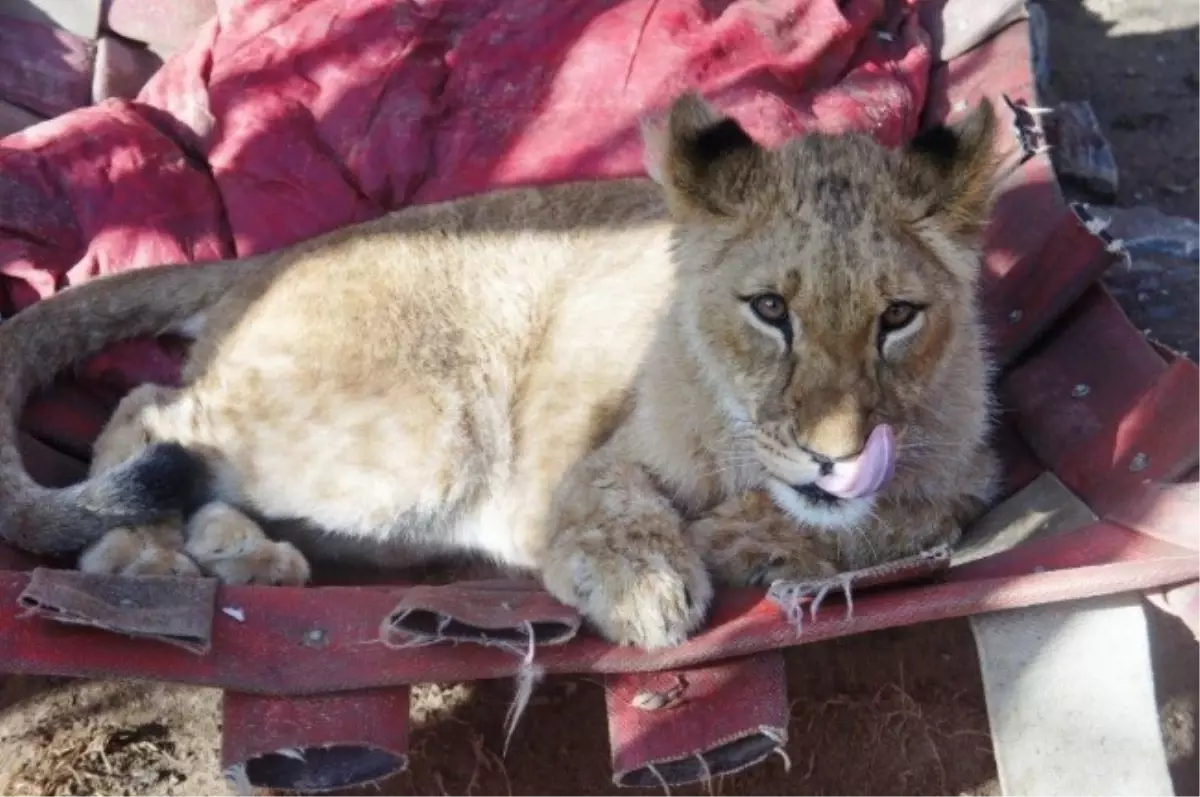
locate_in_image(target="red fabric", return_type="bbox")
[222,688,411,791]
[606,653,789,787]
[1,0,931,455]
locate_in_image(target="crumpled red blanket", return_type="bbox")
[0,0,931,459]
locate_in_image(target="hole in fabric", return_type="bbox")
[616,732,782,788]
[242,745,405,792]
[390,609,575,645]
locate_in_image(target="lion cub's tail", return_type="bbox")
[0,258,252,555]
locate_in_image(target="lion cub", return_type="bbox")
[0,93,1000,649]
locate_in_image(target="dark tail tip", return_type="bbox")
[77,441,213,522]
[125,441,213,517]
[1,442,215,556]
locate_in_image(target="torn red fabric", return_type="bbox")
[0,0,931,460]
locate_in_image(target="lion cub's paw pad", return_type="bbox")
[185,503,312,586]
[79,527,201,578]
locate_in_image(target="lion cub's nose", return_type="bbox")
[801,399,869,463]
[805,451,835,476]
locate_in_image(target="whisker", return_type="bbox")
[895,437,965,448]
[895,441,968,453]
[712,455,760,467]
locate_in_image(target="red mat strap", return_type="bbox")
[222,688,409,793]
[606,652,788,788]
[17,567,216,654]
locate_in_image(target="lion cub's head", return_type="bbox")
[642,93,999,529]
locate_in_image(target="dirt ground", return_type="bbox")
[0,0,1197,795]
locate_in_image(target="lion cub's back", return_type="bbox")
[180,180,674,538]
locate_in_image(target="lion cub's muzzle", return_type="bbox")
[766,422,898,509]
[809,424,896,499]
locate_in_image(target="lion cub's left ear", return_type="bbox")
[640,92,769,220]
[900,98,1000,241]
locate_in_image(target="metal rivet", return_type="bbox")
[1008,309,1023,323]
[303,629,328,646]
[1071,384,1090,398]
[1129,453,1149,472]
[119,598,135,607]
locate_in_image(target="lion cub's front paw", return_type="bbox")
[184,502,311,586]
[544,541,713,650]
[79,524,202,578]
[731,543,839,587]
[688,490,841,587]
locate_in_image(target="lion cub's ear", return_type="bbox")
[640,92,768,220]
[900,98,999,241]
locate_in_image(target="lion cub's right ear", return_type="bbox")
[640,92,769,221]
[900,99,1000,240]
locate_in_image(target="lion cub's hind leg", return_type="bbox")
[88,384,178,476]
[184,502,310,586]
[80,385,201,578]
[80,384,309,585]
[79,522,201,577]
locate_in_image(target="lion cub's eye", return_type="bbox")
[749,293,789,325]
[880,301,922,332]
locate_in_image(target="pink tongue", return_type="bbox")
[814,424,897,499]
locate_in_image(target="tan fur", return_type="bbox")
[78,524,199,578]
[0,93,1001,649]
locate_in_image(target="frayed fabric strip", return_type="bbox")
[500,620,545,756]
[380,580,582,648]
[766,545,952,632]
[768,573,856,633]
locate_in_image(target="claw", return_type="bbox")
[807,581,834,621]
[767,573,856,633]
